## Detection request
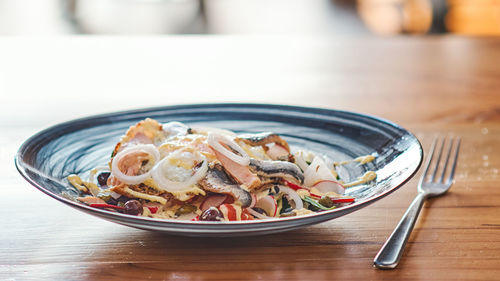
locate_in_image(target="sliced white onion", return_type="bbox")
[304,156,337,187]
[111,144,160,185]
[254,195,277,217]
[207,132,250,166]
[278,185,303,210]
[313,180,345,195]
[294,151,310,172]
[110,191,122,199]
[163,121,189,137]
[246,208,272,220]
[152,149,208,192]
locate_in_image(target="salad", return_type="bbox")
[68,118,376,221]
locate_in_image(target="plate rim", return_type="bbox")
[15,103,424,228]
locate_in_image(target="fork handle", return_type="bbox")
[373,193,426,269]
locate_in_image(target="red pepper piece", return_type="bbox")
[89,203,124,210]
[191,216,200,221]
[330,198,355,203]
[220,204,238,221]
[284,180,305,191]
[309,193,322,199]
[241,209,254,220]
[309,193,355,203]
[146,206,158,214]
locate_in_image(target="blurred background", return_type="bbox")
[0,0,499,36]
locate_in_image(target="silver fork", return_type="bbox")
[373,137,461,269]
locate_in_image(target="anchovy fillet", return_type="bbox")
[198,163,252,207]
[236,132,290,152]
[248,159,304,184]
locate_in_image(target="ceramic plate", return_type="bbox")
[16,104,423,237]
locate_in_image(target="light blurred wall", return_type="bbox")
[68,0,202,34]
[0,0,368,35]
[204,0,334,34]
[0,0,73,34]
[2,0,498,36]
[204,0,368,34]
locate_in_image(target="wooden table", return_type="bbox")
[1,36,499,280]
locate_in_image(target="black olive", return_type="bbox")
[273,185,280,194]
[200,207,223,221]
[123,200,143,216]
[280,196,291,213]
[97,172,111,186]
[118,196,132,203]
[252,207,268,216]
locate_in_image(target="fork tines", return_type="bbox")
[422,137,461,185]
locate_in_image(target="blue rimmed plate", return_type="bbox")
[15,104,423,237]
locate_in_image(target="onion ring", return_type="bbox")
[278,185,304,210]
[207,133,250,166]
[152,149,208,192]
[254,195,277,217]
[111,144,160,185]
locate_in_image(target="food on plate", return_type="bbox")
[68,118,377,221]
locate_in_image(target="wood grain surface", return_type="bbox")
[1,36,500,280]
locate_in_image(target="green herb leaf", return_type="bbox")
[303,196,336,211]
